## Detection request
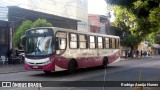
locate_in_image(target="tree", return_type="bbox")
[32,18,52,28]
[13,20,33,48]
[105,0,160,56]
[148,32,160,44]
[114,6,145,56]
[13,19,53,48]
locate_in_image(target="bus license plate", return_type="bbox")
[33,66,38,68]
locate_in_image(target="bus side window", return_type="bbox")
[105,37,109,49]
[116,39,120,49]
[98,37,103,49]
[69,33,78,49]
[112,38,116,49]
[55,31,67,55]
[109,38,112,49]
[59,38,66,49]
[79,35,87,49]
[55,37,66,50]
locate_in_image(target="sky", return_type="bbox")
[88,0,115,22]
[88,0,107,15]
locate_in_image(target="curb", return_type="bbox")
[120,56,152,61]
[0,70,27,74]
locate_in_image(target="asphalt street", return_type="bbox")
[0,56,160,90]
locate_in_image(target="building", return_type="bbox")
[0,20,10,56]
[0,0,88,56]
[88,14,109,34]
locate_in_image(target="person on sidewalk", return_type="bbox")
[144,51,147,58]
[6,48,13,64]
[141,50,143,57]
[125,50,128,59]
[136,50,139,58]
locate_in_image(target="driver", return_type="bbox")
[44,38,52,54]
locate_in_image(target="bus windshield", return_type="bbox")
[25,36,54,55]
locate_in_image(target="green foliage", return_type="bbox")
[114,6,144,47]
[105,0,160,49]
[114,6,137,33]
[13,19,53,48]
[148,32,160,44]
[121,34,142,47]
[32,18,52,28]
[13,20,33,48]
[106,0,159,18]
[105,0,135,8]
[149,7,160,33]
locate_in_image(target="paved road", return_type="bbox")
[0,56,160,90]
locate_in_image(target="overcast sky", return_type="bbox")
[1,0,115,22]
[88,0,115,22]
[88,0,107,15]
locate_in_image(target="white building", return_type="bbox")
[1,0,88,32]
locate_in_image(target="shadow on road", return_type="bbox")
[31,66,123,78]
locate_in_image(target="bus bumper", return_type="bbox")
[24,63,55,71]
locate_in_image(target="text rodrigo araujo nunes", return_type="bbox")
[121,82,159,87]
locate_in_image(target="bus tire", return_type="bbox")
[68,60,77,74]
[102,57,108,69]
[44,71,51,74]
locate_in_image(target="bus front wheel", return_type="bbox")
[68,60,77,74]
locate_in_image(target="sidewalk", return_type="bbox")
[0,63,26,74]
[120,55,155,61]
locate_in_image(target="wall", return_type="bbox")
[88,14,107,33]
[0,25,10,56]
[26,0,88,32]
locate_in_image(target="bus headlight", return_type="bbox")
[25,61,30,65]
[43,60,51,65]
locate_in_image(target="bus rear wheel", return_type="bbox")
[68,60,76,74]
[102,57,108,69]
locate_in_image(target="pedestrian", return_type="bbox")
[144,51,147,58]
[136,50,139,58]
[6,48,13,64]
[146,51,149,57]
[128,51,130,57]
[141,50,143,57]
[125,50,128,59]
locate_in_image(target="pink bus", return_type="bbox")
[21,27,120,73]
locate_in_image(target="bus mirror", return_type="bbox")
[21,35,26,47]
[59,38,62,45]
[55,37,60,50]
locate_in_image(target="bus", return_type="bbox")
[21,27,120,73]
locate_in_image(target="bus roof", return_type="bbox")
[27,27,120,38]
